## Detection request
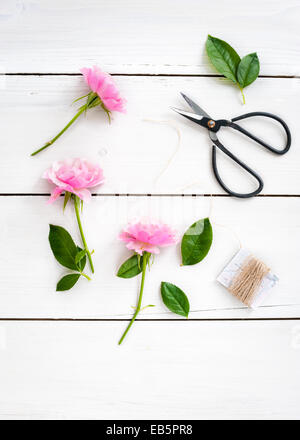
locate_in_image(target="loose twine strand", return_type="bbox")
[143,118,242,249]
[143,119,269,307]
[143,119,182,186]
[208,194,242,250]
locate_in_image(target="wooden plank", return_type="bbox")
[0,0,299,75]
[0,196,299,319]
[1,75,299,195]
[0,320,299,419]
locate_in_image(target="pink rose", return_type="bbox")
[80,66,126,113]
[31,66,126,156]
[118,220,178,344]
[119,221,178,255]
[43,158,104,203]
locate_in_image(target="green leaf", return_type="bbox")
[237,52,260,88]
[117,255,143,278]
[161,282,190,318]
[49,225,78,270]
[75,247,87,272]
[181,218,213,266]
[56,273,81,291]
[206,35,241,83]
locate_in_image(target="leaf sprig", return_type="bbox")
[206,35,260,104]
[49,224,91,291]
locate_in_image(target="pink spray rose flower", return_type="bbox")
[31,66,126,156]
[80,66,126,114]
[119,221,178,255]
[43,158,104,203]
[118,220,178,344]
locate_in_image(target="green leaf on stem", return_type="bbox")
[206,35,240,83]
[161,282,190,318]
[75,247,87,272]
[117,255,144,278]
[56,273,81,291]
[237,52,260,88]
[181,218,213,266]
[49,224,78,270]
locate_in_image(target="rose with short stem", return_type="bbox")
[118,221,178,344]
[31,66,126,156]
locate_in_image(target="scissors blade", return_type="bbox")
[171,107,206,125]
[209,130,218,142]
[180,93,212,119]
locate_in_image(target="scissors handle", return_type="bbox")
[229,112,291,155]
[212,139,264,198]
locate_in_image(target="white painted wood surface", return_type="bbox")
[0,0,300,75]
[1,196,300,318]
[0,321,299,419]
[1,75,299,195]
[0,0,299,420]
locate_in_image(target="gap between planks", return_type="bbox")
[0,194,299,197]
[0,317,299,322]
[1,73,299,79]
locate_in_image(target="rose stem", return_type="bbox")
[74,195,94,274]
[31,106,86,156]
[118,252,149,345]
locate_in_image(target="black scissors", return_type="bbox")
[172,93,291,198]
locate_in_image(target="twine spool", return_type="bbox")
[228,255,270,306]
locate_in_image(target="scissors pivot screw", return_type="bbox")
[208,120,216,128]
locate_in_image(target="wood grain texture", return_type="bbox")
[0,0,300,74]
[0,321,299,419]
[1,75,299,195]
[1,196,299,319]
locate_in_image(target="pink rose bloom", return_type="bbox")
[80,66,126,113]
[119,221,178,255]
[43,158,104,203]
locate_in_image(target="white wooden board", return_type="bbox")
[0,75,299,195]
[0,196,299,319]
[0,321,299,419]
[1,0,300,75]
